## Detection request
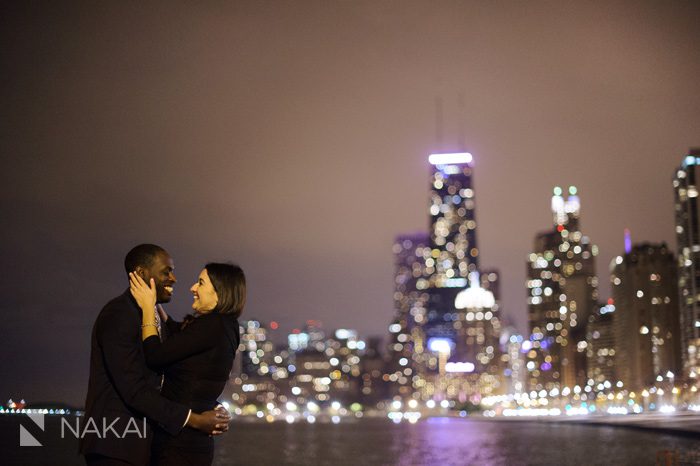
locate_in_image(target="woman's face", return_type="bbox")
[190,269,219,313]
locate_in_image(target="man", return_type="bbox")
[80,244,230,465]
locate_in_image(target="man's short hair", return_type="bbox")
[124,244,166,273]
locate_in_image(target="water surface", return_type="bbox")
[213,417,699,466]
[2,416,698,465]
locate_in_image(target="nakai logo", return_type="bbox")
[20,412,44,447]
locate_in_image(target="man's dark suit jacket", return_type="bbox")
[79,290,190,465]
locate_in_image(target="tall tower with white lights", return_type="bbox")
[526,187,598,391]
[389,151,506,403]
[424,152,480,351]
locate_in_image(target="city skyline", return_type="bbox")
[225,148,692,414]
[2,1,699,406]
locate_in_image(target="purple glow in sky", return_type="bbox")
[624,228,632,254]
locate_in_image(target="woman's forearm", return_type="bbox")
[141,307,158,341]
[129,272,160,341]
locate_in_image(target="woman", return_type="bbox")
[129,262,245,466]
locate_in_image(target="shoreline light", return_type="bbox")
[428,152,473,165]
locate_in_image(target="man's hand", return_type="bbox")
[186,407,231,435]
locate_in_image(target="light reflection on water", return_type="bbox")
[214,417,699,466]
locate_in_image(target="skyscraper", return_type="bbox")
[674,148,700,383]
[427,152,479,281]
[388,233,430,398]
[499,326,525,394]
[452,272,504,399]
[424,152,479,354]
[239,319,276,378]
[232,320,281,407]
[388,151,505,402]
[526,187,598,391]
[585,301,616,385]
[390,233,430,335]
[611,243,680,391]
[359,337,389,405]
[287,322,366,404]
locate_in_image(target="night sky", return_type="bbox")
[2,1,699,406]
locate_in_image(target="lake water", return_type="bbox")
[2,416,698,465]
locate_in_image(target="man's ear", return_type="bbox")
[134,266,146,280]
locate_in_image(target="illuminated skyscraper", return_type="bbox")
[611,243,680,391]
[239,320,275,377]
[526,187,598,391]
[324,328,364,403]
[391,233,430,335]
[674,149,700,383]
[359,337,388,405]
[500,326,525,394]
[452,273,504,398]
[231,320,282,407]
[585,301,616,384]
[287,323,366,404]
[424,152,479,351]
[427,152,479,284]
[388,233,430,397]
[417,273,503,403]
[388,151,504,402]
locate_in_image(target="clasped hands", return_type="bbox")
[188,406,232,436]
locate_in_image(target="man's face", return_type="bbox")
[139,251,177,304]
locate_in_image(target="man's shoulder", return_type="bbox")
[96,291,138,325]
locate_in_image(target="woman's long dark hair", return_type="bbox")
[204,262,246,318]
[182,262,246,328]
